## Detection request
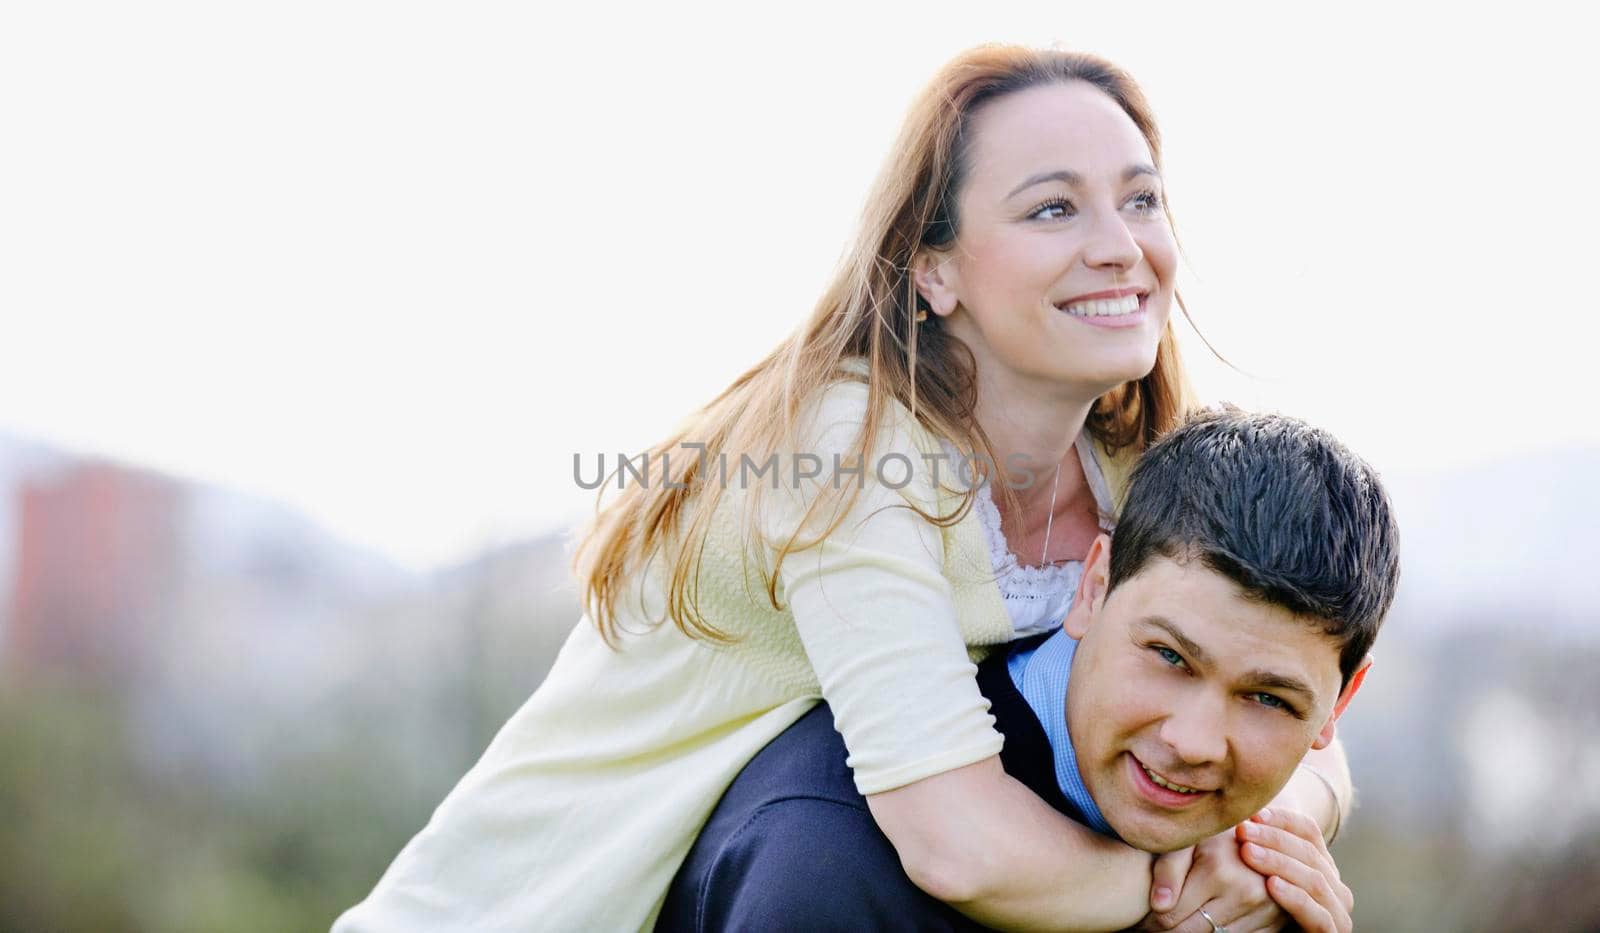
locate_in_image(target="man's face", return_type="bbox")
[1064,546,1358,853]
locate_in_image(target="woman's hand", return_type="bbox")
[1134,807,1354,933]
[1237,808,1354,933]
[1135,829,1284,933]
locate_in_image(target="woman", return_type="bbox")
[336,45,1348,931]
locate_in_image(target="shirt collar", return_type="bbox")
[1006,630,1116,837]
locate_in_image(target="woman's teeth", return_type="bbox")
[1143,765,1202,794]
[1061,294,1140,318]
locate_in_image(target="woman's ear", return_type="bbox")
[911,249,960,318]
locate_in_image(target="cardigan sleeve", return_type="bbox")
[761,380,1004,796]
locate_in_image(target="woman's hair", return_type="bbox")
[575,44,1194,646]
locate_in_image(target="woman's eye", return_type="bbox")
[1029,198,1075,221]
[1127,190,1163,213]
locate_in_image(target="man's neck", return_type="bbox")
[1006,629,1117,838]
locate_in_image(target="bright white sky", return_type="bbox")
[2,3,1595,570]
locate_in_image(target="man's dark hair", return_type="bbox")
[1108,408,1401,689]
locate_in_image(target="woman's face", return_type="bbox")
[918,81,1178,403]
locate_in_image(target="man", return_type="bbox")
[658,409,1399,932]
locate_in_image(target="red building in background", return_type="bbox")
[5,462,184,679]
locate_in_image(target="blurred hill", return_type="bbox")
[0,433,1596,931]
[0,436,579,930]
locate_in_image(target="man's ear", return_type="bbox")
[1063,533,1112,639]
[1311,654,1373,750]
[911,249,960,318]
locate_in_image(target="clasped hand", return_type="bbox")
[1133,808,1354,933]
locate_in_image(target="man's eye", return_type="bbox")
[1254,692,1292,713]
[1155,646,1185,667]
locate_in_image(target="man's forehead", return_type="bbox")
[1116,561,1345,701]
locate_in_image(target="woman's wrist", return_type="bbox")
[1270,762,1344,845]
[1296,761,1345,845]
[1266,763,1344,846]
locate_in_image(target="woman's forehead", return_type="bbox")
[963,82,1155,193]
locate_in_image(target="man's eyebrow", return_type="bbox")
[1242,670,1317,703]
[1004,163,1161,200]
[1140,616,1212,668]
[1141,616,1318,702]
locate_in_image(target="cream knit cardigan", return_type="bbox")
[335,373,1134,932]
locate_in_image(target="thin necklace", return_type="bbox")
[1039,460,1063,566]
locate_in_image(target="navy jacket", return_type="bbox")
[657,634,1093,931]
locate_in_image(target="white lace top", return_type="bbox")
[961,432,1119,639]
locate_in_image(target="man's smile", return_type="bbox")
[1127,753,1214,809]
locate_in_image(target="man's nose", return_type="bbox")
[1157,694,1229,766]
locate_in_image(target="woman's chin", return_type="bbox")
[1077,354,1162,395]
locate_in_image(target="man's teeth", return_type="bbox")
[1061,294,1140,317]
[1143,765,1202,794]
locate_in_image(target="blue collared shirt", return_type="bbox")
[1007,630,1116,837]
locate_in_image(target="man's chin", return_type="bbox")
[1145,833,1210,854]
[1106,816,1217,854]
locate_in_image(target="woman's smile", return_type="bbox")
[1056,289,1149,328]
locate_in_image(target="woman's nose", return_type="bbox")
[1081,211,1141,271]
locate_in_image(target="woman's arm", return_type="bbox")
[1270,738,1352,844]
[772,383,1155,931]
[868,756,1155,932]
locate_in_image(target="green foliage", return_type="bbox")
[0,679,437,933]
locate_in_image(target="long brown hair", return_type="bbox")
[574,45,1193,646]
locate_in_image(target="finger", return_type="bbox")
[1238,820,1339,883]
[1239,825,1351,915]
[1266,874,1348,933]
[1162,837,1274,926]
[1155,904,1235,933]
[1137,901,1218,933]
[1195,850,1274,918]
[1252,807,1332,857]
[1150,845,1196,914]
[1194,882,1278,933]
[1134,911,1188,932]
[1239,840,1349,921]
[1225,897,1293,933]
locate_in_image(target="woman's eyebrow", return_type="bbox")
[1005,163,1162,200]
[1007,169,1082,199]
